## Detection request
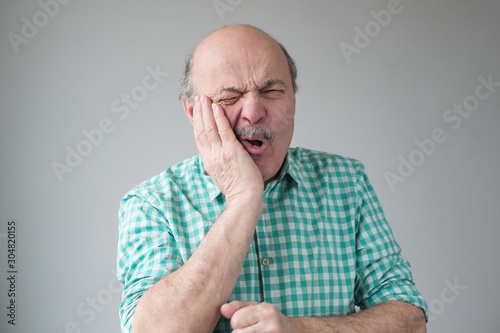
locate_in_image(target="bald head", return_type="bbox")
[180,24,297,101]
[195,24,278,56]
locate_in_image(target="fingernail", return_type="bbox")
[211,103,216,111]
[194,96,199,104]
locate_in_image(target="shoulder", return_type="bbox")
[288,146,365,179]
[121,155,201,207]
[286,147,374,209]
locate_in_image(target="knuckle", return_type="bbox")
[203,127,215,137]
[194,136,203,145]
[218,126,229,136]
[230,315,243,329]
[260,302,277,316]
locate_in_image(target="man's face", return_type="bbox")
[191,29,296,184]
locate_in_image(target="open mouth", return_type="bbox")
[246,139,263,147]
[234,126,273,154]
[239,137,268,154]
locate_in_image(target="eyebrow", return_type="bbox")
[214,86,245,97]
[258,79,287,90]
[213,79,287,98]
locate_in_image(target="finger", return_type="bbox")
[193,95,209,150]
[200,96,222,146]
[220,301,258,319]
[232,323,260,333]
[211,102,237,145]
[229,303,263,329]
[232,323,263,333]
[231,311,260,330]
[220,303,234,319]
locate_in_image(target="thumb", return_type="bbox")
[220,301,258,319]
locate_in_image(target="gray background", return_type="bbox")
[1,0,499,332]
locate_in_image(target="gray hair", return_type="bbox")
[179,41,298,102]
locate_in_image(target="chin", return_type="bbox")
[257,164,278,184]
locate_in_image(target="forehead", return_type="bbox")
[192,34,291,95]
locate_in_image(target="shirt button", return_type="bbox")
[261,258,270,266]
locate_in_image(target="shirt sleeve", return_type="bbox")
[353,167,428,320]
[116,190,183,333]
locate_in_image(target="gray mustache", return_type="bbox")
[234,126,274,143]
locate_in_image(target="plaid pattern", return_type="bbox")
[117,147,427,332]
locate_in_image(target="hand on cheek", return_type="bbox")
[192,96,264,201]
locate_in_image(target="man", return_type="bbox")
[117,24,427,332]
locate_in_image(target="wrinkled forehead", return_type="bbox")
[192,32,291,95]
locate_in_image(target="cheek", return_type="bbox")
[272,108,295,135]
[222,106,240,129]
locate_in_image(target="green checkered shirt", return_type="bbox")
[117,147,427,332]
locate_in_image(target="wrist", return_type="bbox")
[226,190,263,206]
[226,192,263,218]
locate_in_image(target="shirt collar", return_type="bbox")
[282,148,303,185]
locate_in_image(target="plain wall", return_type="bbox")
[1,0,499,332]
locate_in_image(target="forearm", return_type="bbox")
[292,301,426,333]
[131,194,263,333]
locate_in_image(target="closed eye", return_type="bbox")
[218,96,240,106]
[262,89,285,99]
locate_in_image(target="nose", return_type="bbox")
[239,93,266,125]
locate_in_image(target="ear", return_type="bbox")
[183,98,194,125]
